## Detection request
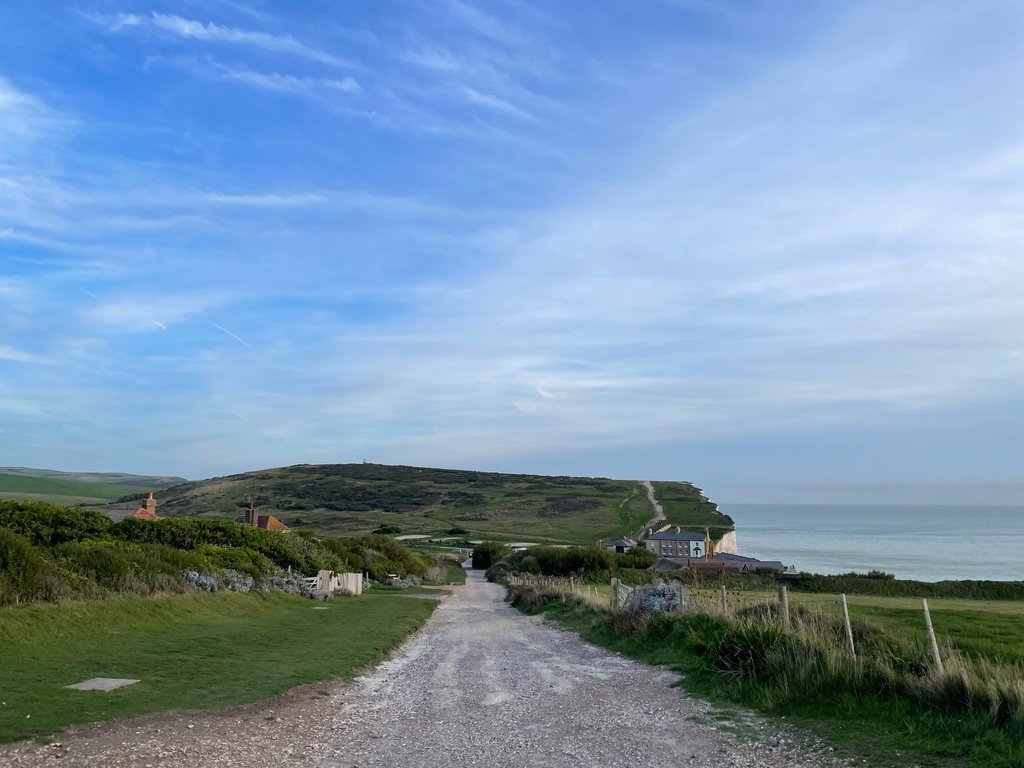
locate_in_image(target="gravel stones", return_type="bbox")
[314,572,850,768]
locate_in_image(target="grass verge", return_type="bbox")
[0,590,436,743]
[507,586,1024,768]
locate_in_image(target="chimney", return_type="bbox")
[675,526,680,534]
[145,491,156,516]
[704,527,711,560]
[246,497,256,526]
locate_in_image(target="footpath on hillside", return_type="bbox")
[640,479,666,532]
[2,573,847,768]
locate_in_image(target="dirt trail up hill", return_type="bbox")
[2,573,848,768]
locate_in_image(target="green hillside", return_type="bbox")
[147,463,734,545]
[0,474,150,505]
[0,467,186,489]
[651,481,734,534]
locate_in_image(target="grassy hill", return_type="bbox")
[0,474,151,505]
[145,463,734,546]
[0,467,186,489]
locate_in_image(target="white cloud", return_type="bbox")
[82,292,233,333]
[203,192,329,206]
[0,345,44,364]
[150,56,359,99]
[99,12,354,68]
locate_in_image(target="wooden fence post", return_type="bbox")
[922,598,944,673]
[778,586,790,626]
[720,583,727,614]
[610,578,619,609]
[840,593,856,658]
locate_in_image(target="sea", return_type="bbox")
[721,504,1024,582]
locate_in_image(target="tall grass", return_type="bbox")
[505,580,1024,767]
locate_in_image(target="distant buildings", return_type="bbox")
[105,491,161,523]
[645,528,709,558]
[640,526,793,574]
[606,537,637,553]
[234,498,290,532]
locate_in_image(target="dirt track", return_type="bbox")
[316,571,846,768]
[2,573,848,768]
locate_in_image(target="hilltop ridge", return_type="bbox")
[0,467,187,489]
[136,462,733,546]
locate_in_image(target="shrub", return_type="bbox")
[616,547,656,569]
[321,535,433,580]
[113,517,343,574]
[0,501,112,546]
[472,541,509,570]
[505,546,614,578]
[0,528,74,605]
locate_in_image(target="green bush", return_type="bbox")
[193,544,273,577]
[321,535,433,580]
[113,517,342,574]
[504,546,614,577]
[0,528,74,605]
[0,501,112,546]
[616,547,656,569]
[53,540,185,596]
[472,541,509,570]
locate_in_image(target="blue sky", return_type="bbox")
[1,1,1022,501]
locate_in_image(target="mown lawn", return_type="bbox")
[0,590,436,743]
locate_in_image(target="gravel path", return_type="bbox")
[317,571,847,768]
[641,479,666,530]
[1,574,850,768]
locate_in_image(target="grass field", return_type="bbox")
[148,463,726,545]
[512,582,1024,768]
[688,587,1024,664]
[0,590,437,743]
[0,474,149,505]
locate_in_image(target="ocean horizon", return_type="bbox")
[721,503,1024,582]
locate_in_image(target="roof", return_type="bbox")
[650,557,746,574]
[235,513,290,532]
[713,553,790,571]
[647,531,706,541]
[104,507,159,523]
[746,560,789,572]
[260,514,290,532]
[611,538,637,546]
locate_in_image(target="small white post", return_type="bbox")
[778,586,790,626]
[922,598,944,673]
[840,594,855,658]
[720,583,727,614]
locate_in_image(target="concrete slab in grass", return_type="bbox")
[312,606,328,610]
[66,678,140,692]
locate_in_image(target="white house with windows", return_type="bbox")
[644,529,709,559]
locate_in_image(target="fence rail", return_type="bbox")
[505,572,951,672]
